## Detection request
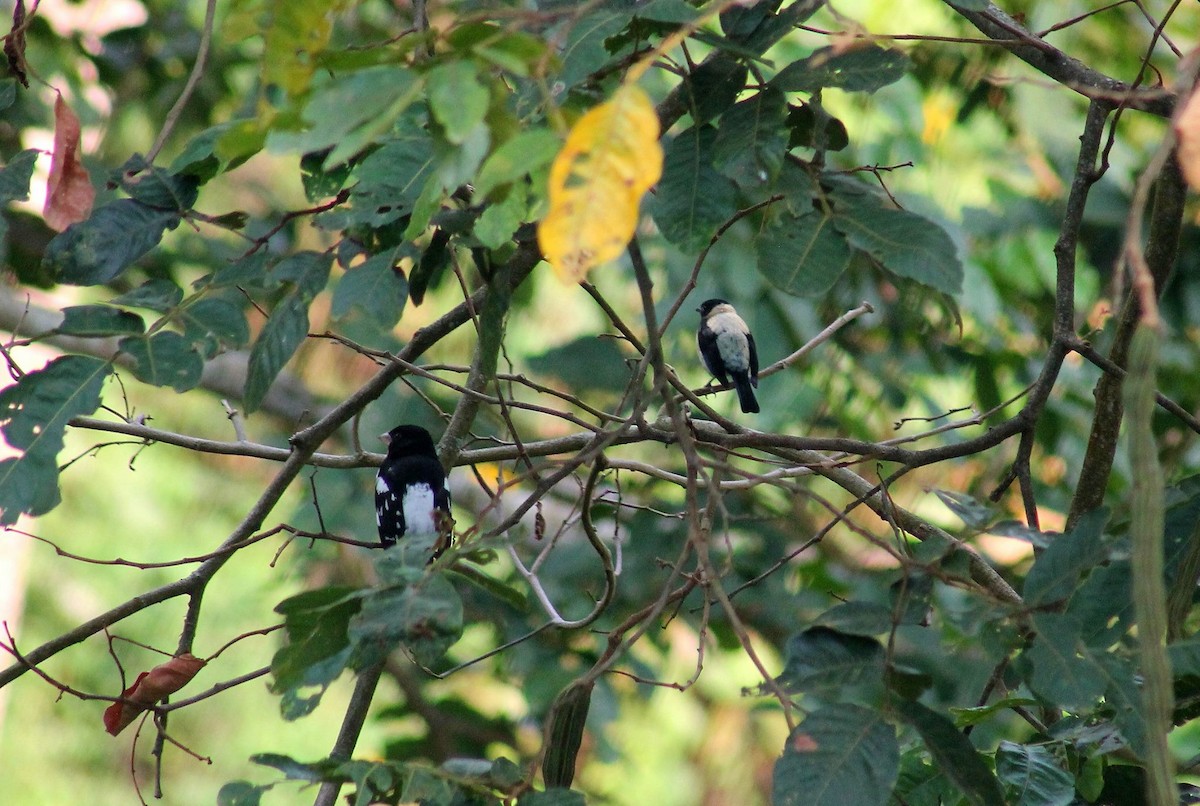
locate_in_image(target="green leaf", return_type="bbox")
[995,742,1074,806]
[56,305,145,337]
[776,627,885,694]
[0,149,38,205]
[1024,613,1105,711]
[475,183,527,249]
[772,703,898,806]
[270,587,364,712]
[268,65,422,161]
[894,700,1004,806]
[1023,508,1109,607]
[110,279,185,311]
[244,293,310,413]
[349,574,463,668]
[651,125,739,252]
[251,753,324,782]
[0,356,110,523]
[331,252,408,328]
[335,123,437,229]
[685,59,749,124]
[44,200,187,285]
[1092,653,1146,759]
[272,250,332,300]
[757,208,853,297]
[528,336,633,394]
[475,129,560,198]
[217,781,268,806]
[829,194,963,296]
[786,103,849,151]
[518,789,588,806]
[427,60,489,145]
[772,45,910,93]
[118,331,205,392]
[558,9,633,88]
[713,88,787,188]
[177,297,251,354]
[543,681,594,789]
[114,157,200,209]
[812,601,893,636]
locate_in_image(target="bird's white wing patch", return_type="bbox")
[375,475,390,494]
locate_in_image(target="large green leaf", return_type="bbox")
[0,355,110,523]
[1024,613,1106,711]
[895,700,1004,806]
[349,573,463,668]
[270,585,365,718]
[118,331,206,392]
[776,626,885,694]
[772,703,898,806]
[713,87,787,189]
[652,125,739,252]
[995,742,1074,806]
[772,45,910,93]
[177,297,251,356]
[110,278,185,312]
[1023,508,1109,607]
[828,185,963,295]
[44,200,187,285]
[474,128,561,198]
[757,207,853,297]
[331,252,408,328]
[244,293,311,413]
[0,149,37,204]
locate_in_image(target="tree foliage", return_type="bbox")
[2,1,1200,805]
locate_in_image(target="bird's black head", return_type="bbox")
[696,298,729,317]
[380,424,437,460]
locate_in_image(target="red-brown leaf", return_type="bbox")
[43,95,95,231]
[102,653,205,736]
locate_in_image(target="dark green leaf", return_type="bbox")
[1024,613,1105,710]
[0,79,15,112]
[757,207,853,297]
[829,194,963,296]
[776,626,885,694]
[118,331,205,392]
[170,121,240,182]
[448,565,529,612]
[812,602,893,636]
[0,149,37,205]
[890,573,935,626]
[0,356,110,523]
[474,183,527,249]
[217,781,267,806]
[995,742,1074,806]
[349,574,463,668]
[949,696,1040,727]
[1023,508,1109,607]
[1169,637,1200,676]
[244,293,310,413]
[56,305,145,337]
[207,251,279,291]
[528,336,632,394]
[772,45,910,93]
[336,123,436,229]
[519,789,588,806]
[713,88,787,188]
[110,278,184,311]
[895,700,1004,806]
[685,59,749,124]
[250,753,323,782]
[652,125,739,251]
[331,252,408,328]
[427,60,489,145]
[271,587,363,708]
[177,297,251,353]
[44,200,184,285]
[115,156,200,209]
[272,250,332,300]
[772,703,898,806]
[558,9,633,88]
[786,103,849,151]
[543,681,593,789]
[1092,653,1146,759]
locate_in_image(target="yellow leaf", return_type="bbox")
[538,84,662,283]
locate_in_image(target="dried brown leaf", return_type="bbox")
[43,94,95,231]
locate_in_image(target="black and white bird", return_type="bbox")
[696,298,760,414]
[375,424,452,550]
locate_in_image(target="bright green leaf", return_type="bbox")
[427,61,489,145]
[331,252,408,327]
[475,129,561,198]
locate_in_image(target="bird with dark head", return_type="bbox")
[376,424,452,551]
[696,298,759,414]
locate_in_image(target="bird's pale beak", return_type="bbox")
[379,432,392,445]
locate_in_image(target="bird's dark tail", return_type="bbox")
[732,372,759,414]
